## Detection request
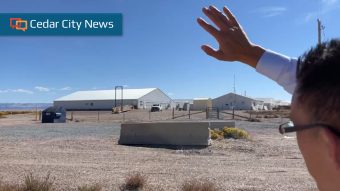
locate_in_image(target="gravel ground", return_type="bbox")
[0,113,318,191]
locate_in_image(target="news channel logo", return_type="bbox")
[10,18,28,32]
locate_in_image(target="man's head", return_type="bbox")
[290,39,340,191]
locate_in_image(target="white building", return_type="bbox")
[212,93,264,110]
[173,99,193,111]
[256,98,291,110]
[191,98,212,111]
[54,88,173,111]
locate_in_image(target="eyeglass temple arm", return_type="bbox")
[280,124,340,137]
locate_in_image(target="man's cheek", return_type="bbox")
[296,132,308,157]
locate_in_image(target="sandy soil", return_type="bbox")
[0,111,317,190]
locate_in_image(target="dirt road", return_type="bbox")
[0,114,317,190]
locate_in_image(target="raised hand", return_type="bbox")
[197,6,264,68]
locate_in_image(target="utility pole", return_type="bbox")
[233,74,236,110]
[233,74,236,94]
[317,19,325,45]
[114,86,124,113]
[317,19,321,45]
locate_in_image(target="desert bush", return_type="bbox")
[0,173,54,191]
[77,184,102,191]
[0,181,18,191]
[222,127,250,139]
[210,132,219,140]
[210,129,224,140]
[181,180,218,191]
[119,173,146,191]
[21,173,54,191]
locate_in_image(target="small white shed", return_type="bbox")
[212,93,264,110]
[192,98,212,111]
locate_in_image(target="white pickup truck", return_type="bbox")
[151,104,162,112]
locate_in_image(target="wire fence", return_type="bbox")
[62,108,267,123]
[2,108,289,124]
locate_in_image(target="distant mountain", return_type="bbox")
[0,103,53,111]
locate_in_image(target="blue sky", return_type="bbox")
[1,0,340,103]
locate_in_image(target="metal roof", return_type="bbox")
[193,98,211,100]
[55,88,157,101]
[213,93,263,102]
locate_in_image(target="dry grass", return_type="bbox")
[181,180,218,191]
[210,132,220,140]
[22,173,55,191]
[119,173,147,191]
[0,111,35,119]
[77,184,102,191]
[246,110,290,119]
[222,127,250,139]
[0,181,18,191]
[210,129,224,140]
[1,174,101,191]
[0,173,54,191]
[210,127,250,140]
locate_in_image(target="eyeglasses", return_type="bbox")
[279,121,340,137]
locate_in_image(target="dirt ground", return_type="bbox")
[0,111,318,190]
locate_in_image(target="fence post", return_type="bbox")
[97,111,100,122]
[189,109,191,119]
[35,107,38,121]
[172,108,175,119]
[39,111,42,121]
[149,110,151,121]
[232,108,235,119]
[71,112,74,121]
[206,108,208,119]
[217,108,219,120]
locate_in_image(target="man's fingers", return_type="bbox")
[197,18,219,39]
[209,6,232,30]
[223,6,240,28]
[201,45,223,60]
[202,7,227,31]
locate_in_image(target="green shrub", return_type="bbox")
[210,129,224,140]
[119,173,146,191]
[222,127,249,139]
[181,180,218,191]
[210,132,219,140]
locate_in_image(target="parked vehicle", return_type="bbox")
[42,106,66,123]
[151,104,162,112]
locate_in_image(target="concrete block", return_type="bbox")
[119,121,210,146]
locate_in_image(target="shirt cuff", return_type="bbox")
[256,49,297,94]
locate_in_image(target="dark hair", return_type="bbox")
[296,39,340,124]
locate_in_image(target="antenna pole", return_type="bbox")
[233,74,236,94]
[233,74,236,109]
[317,19,321,45]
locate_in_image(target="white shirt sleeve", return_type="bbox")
[255,49,298,94]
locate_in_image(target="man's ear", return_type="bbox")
[319,128,340,170]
